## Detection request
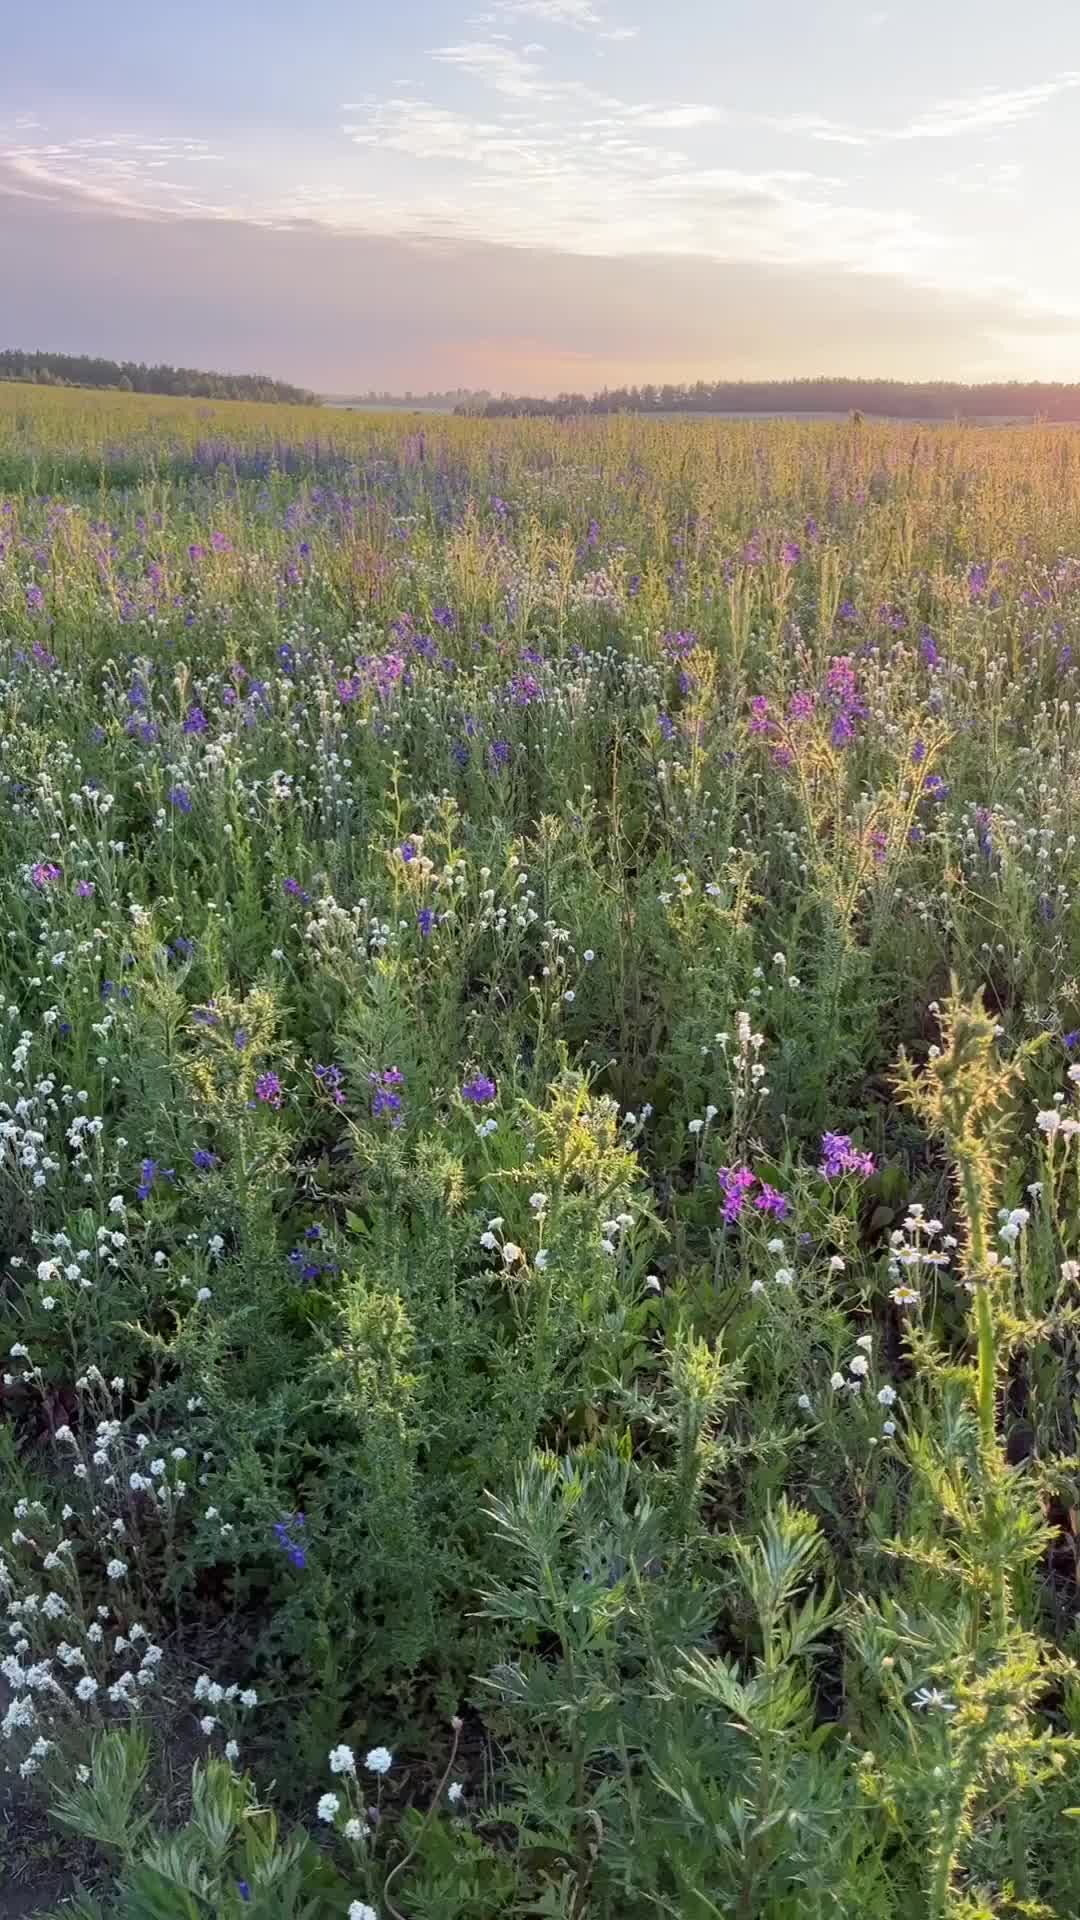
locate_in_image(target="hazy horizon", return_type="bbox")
[4,0,1080,397]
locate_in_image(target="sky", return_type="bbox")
[2,0,1080,394]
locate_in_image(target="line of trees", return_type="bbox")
[333,388,493,410]
[0,348,319,406]
[458,377,1080,421]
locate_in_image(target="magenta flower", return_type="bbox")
[754,1183,789,1219]
[31,861,61,888]
[718,1164,756,1223]
[819,1132,875,1179]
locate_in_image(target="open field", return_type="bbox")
[5,384,1080,1917]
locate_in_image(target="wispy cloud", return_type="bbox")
[766,69,1080,145]
[897,72,1080,139]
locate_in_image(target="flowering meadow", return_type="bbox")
[5,386,1080,1917]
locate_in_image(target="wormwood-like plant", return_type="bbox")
[44,1733,349,1920]
[856,989,1078,1917]
[662,1501,891,1920]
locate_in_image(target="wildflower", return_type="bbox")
[343,1817,368,1841]
[31,862,62,889]
[317,1792,340,1823]
[167,787,193,815]
[912,1687,957,1712]
[370,1067,404,1125]
[315,1063,347,1107]
[829,1372,845,1390]
[877,1385,897,1406]
[848,1355,869,1378]
[193,1147,218,1171]
[774,1267,795,1287]
[274,1513,307,1570]
[416,907,436,936]
[819,1132,875,1178]
[329,1743,356,1775]
[195,1287,212,1303]
[106,1558,128,1580]
[890,1282,920,1307]
[349,1906,378,1920]
[718,1164,756,1224]
[882,1419,897,1436]
[254,1072,283,1108]
[183,706,208,735]
[199,1715,217,1736]
[461,1074,496,1105]
[754,1183,789,1219]
[75,1676,98,1701]
[365,1745,393,1775]
[797,1394,812,1412]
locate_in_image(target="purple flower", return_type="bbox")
[137,1158,157,1202]
[754,1183,789,1219]
[75,880,95,898]
[433,605,456,630]
[509,673,543,707]
[238,1884,251,1903]
[920,629,940,668]
[31,861,61,888]
[718,1164,756,1224]
[193,1147,218,1171]
[273,1512,306,1570]
[488,740,511,769]
[25,585,44,614]
[781,539,801,568]
[911,740,927,765]
[183,706,208,735]
[315,1063,347,1107]
[283,876,310,903]
[399,840,417,862]
[788,691,815,723]
[417,907,436,937]
[462,1073,496,1105]
[188,543,205,563]
[749,695,772,735]
[255,1072,283,1108]
[168,787,192,815]
[1064,1031,1080,1052]
[968,562,990,601]
[819,1132,875,1179]
[370,1066,405,1126]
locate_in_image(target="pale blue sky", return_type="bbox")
[3,1,1080,391]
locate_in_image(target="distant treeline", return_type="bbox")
[331,388,493,410]
[457,378,1080,421]
[0,349,319,406]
